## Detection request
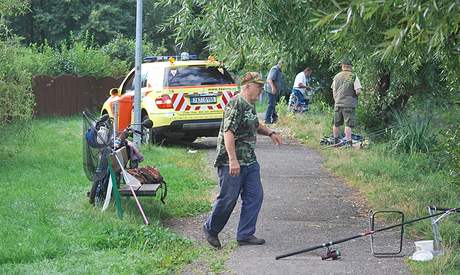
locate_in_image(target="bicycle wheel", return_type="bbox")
[89,172,109,206]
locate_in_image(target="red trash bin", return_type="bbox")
[116,94,133,132]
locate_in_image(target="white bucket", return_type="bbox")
[411,250,434,261]
[414,240,434,253]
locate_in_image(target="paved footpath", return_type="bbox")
[168,135,411,274]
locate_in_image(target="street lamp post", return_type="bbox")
[133,0,143,146]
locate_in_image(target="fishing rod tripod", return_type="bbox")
[276,206,459,260]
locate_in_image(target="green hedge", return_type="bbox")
[0,32,171,132]
[18,35,130,78]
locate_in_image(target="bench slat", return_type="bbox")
[119,183,162,196]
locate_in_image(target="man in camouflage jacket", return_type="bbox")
[203,72,282,248]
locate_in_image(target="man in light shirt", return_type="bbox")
[331,58,362,146]
[291,67,313,112]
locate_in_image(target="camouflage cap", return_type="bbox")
[340,57,352,66]
[241,72,264,86]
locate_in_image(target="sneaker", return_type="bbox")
[203,224,221,249]
[237,235,266,246]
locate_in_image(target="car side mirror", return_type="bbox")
[109,88,120,96]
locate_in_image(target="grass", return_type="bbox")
[0,117,227,274]
[255,92,269,113]
[275,106,460,274]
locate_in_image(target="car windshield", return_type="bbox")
[165,66,234,87]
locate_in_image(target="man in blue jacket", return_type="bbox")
[264,60,284,124]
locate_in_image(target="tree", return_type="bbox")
[81,3,133,45]
[160,0,459,128]
[309,0,460,125]
[6,0,202,55]
[7,0,135,46]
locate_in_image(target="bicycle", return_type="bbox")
[82,111,154,207]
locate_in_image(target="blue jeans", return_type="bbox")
[292,88,307,105]
[204,162,264,240]
[264,92,279,124]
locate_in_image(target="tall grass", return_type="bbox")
[0,117,225,274]
[389,112,438,154]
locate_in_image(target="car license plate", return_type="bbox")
[190,95,217,105]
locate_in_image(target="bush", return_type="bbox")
[52,33,128,78]
[388,112,438,154]
[356,92,388,131]
[102,34,167,68]
[275,97,289,118]
[57,39,128,78]
[0,38,34,127]
[15,42,61,76]
[309,94,332,113]
[435,124,460,179]
[0,33,131,130]
[16,35,130,78]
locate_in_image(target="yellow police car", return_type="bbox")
[101,53,238,143]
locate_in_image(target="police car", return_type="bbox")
[101,53,238,143]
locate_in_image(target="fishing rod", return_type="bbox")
[275,207,459,260]
[366,125,398,139]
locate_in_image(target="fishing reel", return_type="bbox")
[321,247,341,260]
